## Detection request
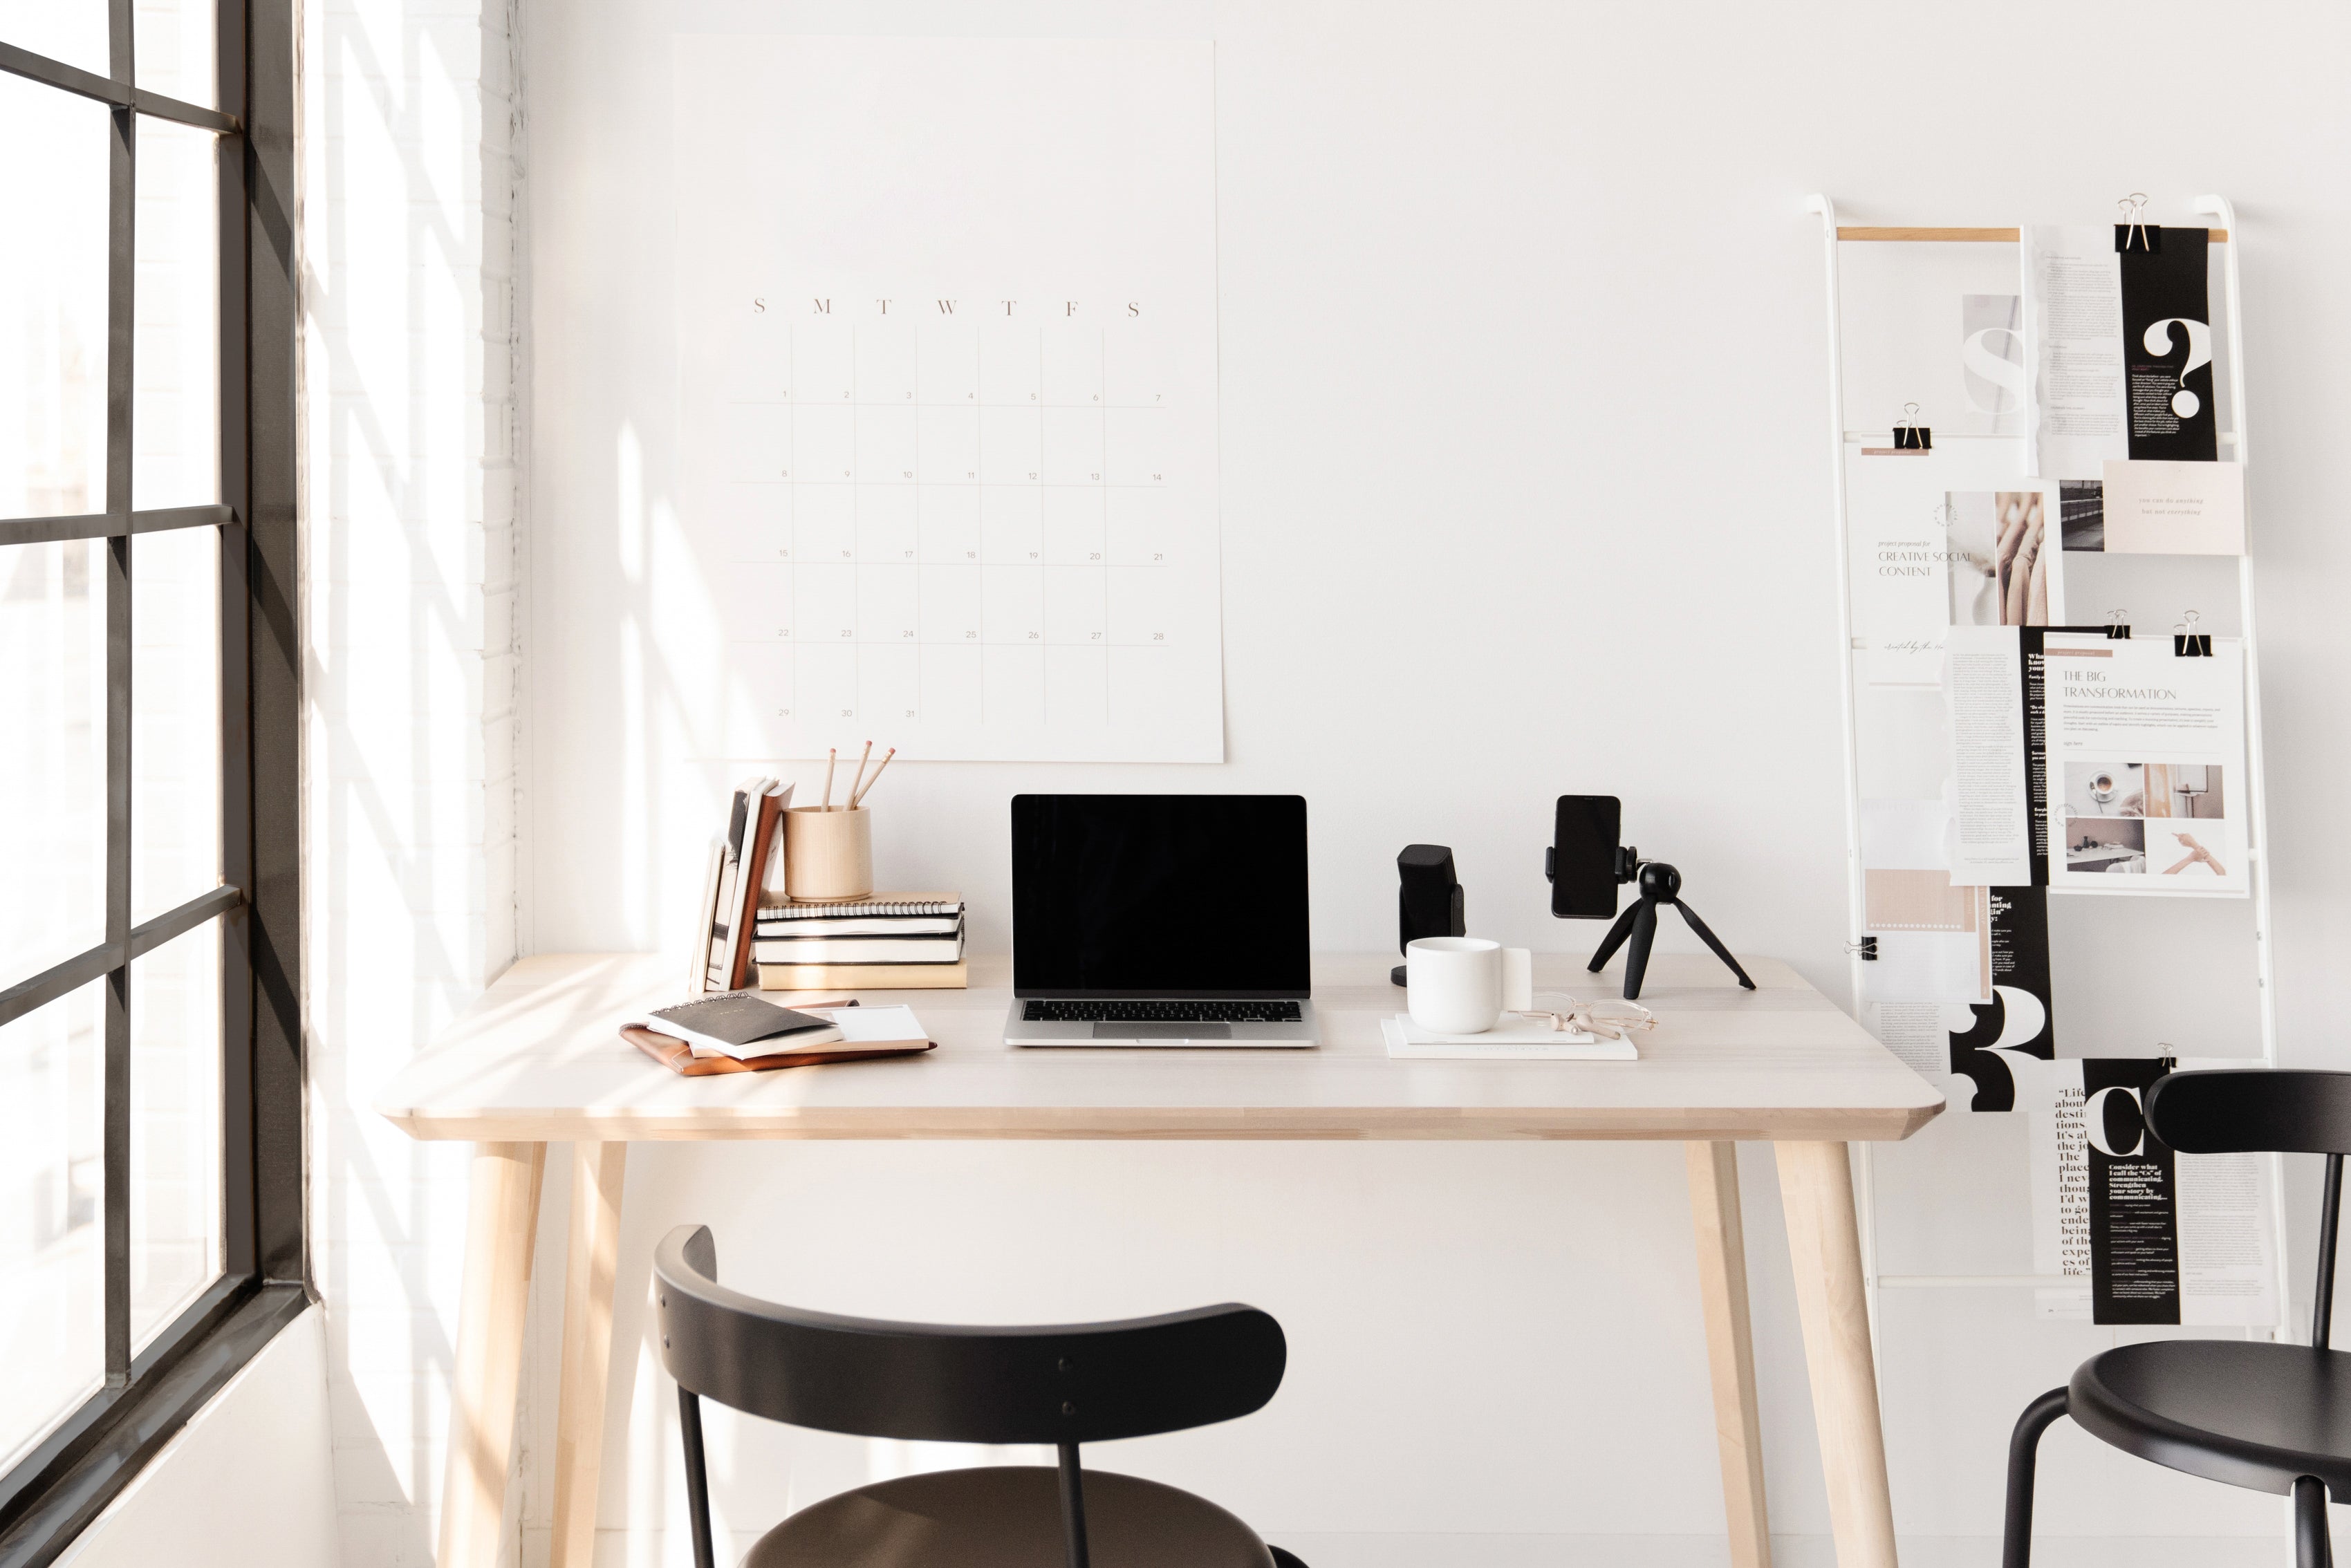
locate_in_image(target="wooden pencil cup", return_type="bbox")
[784,807,873,901]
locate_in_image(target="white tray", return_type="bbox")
[1380,1016,1638,1061]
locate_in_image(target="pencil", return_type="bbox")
[851,747,895,808]
[821,748,837,810]
[844,740,873,809]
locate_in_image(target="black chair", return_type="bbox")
[2004,1069,2351,1568]
[653,1224,1310,1568]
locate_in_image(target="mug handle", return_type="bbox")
[1500,948,1533,1013]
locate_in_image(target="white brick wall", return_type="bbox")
[299,0,524,1559]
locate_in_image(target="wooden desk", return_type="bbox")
[377,951,1941,1568]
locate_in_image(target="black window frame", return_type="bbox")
[0,0,303,1562]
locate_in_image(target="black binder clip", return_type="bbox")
[1846,937,1879,962]
[2115,192,2158,252]
[2105,608,2131,640]
[2173,610,2210,657]
[1891,402,1931,451]
[2155,1045,2179,1076]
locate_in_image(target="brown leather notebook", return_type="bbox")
[623,1025,936,1076]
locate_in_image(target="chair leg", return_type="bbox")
[1268,1550,1309,1568]
[1056,1441,1091,1568]
[678,1389,717,1568]
[2295,1476,2332,1568]
[2002,1388,2070,1568]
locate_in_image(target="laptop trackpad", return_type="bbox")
[1100,1022,1231,1040]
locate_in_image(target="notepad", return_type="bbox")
[801,1005,929,1046]
[1379,1016,1638,1061]
[623,1000,937,1076]
[642,991,843,1059]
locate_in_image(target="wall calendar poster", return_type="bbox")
[673,35,1223,761]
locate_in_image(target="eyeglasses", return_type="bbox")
[1512,993,1657,1040]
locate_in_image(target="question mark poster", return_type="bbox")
[2023,224,2221,482]
[2117,230,2216,460]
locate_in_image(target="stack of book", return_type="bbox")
[691,776,792,995]
[753,893,967,990]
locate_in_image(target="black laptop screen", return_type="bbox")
[1011,794,1310,998]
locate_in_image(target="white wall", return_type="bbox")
[299,0,527,1559]
[54,1309,339,1568]
[510,3,2351,1562]
[296,0,2351,1565]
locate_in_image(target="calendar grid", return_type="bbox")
[687,296,1198,755]
[674,35,1220,762]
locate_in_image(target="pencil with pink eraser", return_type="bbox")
[844,740,873,809]
[851,747,896,808]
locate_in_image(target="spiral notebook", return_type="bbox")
[760,893,965,920]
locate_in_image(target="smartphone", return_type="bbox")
[1548,795,1622,920]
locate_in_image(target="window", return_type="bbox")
[0,1,301,1559]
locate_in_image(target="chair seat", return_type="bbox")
[744,1466,1276,1568]
[2070,1339,2351,1498]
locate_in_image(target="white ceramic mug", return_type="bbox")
[1405,937,1534,1034]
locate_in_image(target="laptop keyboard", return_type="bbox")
[1024,999,1303,1024]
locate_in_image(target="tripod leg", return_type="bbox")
[1587,902,1644,975]
[1674,901,1757,991]
[1622,899,1660,1000]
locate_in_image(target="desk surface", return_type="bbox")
[375,951,1943,1143]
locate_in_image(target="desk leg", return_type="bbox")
[438,1141,547,1568]
[551,1142,629,1568]
[1775,1140,1898,1568]
[1686,1141,1772,1568]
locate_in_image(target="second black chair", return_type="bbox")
[2003,1068,2351,1568]
[653,1224,1309,1568]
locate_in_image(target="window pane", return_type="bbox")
[0,2,110,83]
[132,117,219,511]
[132,526,221,924]
[0,75,110,521]
[131,920,221,1350]
[0,539,106,982]
[0,981,104,1475]
[134,0,216,111]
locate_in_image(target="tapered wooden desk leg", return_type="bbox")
[1775,1139,1898,1568]
[438,1141,547,1568]
[1686,1141,1773,1568]
[552,1142,630,1568]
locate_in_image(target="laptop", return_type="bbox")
[1004,794,1318,1047]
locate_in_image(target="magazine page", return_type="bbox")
[1846,443,2063,689]
[1942,888,2056,1112]
[1940,626,2032,886]
[2025,225,2217,480]
[2043,635,2247,895]
[2097,458,2246,554]
[2023,1056,2278,1325]
[1837,239,2029,441]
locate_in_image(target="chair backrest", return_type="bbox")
[652,1224,1288,1444]
[2146,1069,2351,1158]
[2147,1069,2351,1350]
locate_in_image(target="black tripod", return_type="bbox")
[1588,861,1756,1001]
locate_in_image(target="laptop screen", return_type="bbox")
[1012,794,1311,998]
